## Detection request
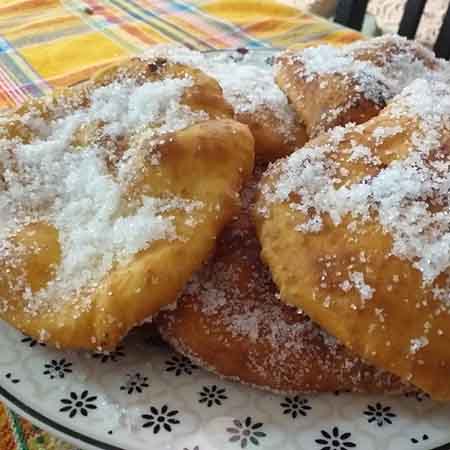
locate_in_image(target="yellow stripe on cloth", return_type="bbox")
[20,31,127,87]
[200,0,360,47]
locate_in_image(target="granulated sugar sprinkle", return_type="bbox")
[159,174,406,394]
[262,78,450,304]
[143,46,298,140]
[0,72,205,311]
[281,35,449,103]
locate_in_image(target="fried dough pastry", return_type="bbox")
[276,35,447,138]
[156,168,407,395]
[254,78,450,400]
[0,57,255,350]
[142,46,308,161]
[207,55,308,162]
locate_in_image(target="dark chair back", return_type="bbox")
[334,0,450,59]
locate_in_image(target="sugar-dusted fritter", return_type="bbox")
[157,168,407,395]
[276,35,447,138]
[0,57,254,350]
[255,78,450,400]
[142,46,308,161]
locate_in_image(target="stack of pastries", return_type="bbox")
[1,35,450,400]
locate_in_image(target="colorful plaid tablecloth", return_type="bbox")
[0,0,359,448]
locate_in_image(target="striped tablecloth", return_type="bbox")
[0,0,359,448]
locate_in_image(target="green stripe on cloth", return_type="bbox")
[7,408,29,450]
[108,0,216,49]
[64,0,144,52]
[0,49,49,97]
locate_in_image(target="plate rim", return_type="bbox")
[0,384,121,450]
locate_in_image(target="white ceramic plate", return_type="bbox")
[1,320,450,450]
[1,49,450,450]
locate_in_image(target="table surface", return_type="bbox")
[0,0,359,448]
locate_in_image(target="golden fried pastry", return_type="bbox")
[276,35,447,138]
[156,167,407,395]
[89,56,234,120]
[254,78,450,400]
[206,57,308,162]
[143,46,308,162]
[230,103,307,163]
[0,57,254,350]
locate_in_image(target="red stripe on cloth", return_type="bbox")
[86,0,162,45]
[168,10,242,47]
[0,66,27,107]
[121,22,162,44]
